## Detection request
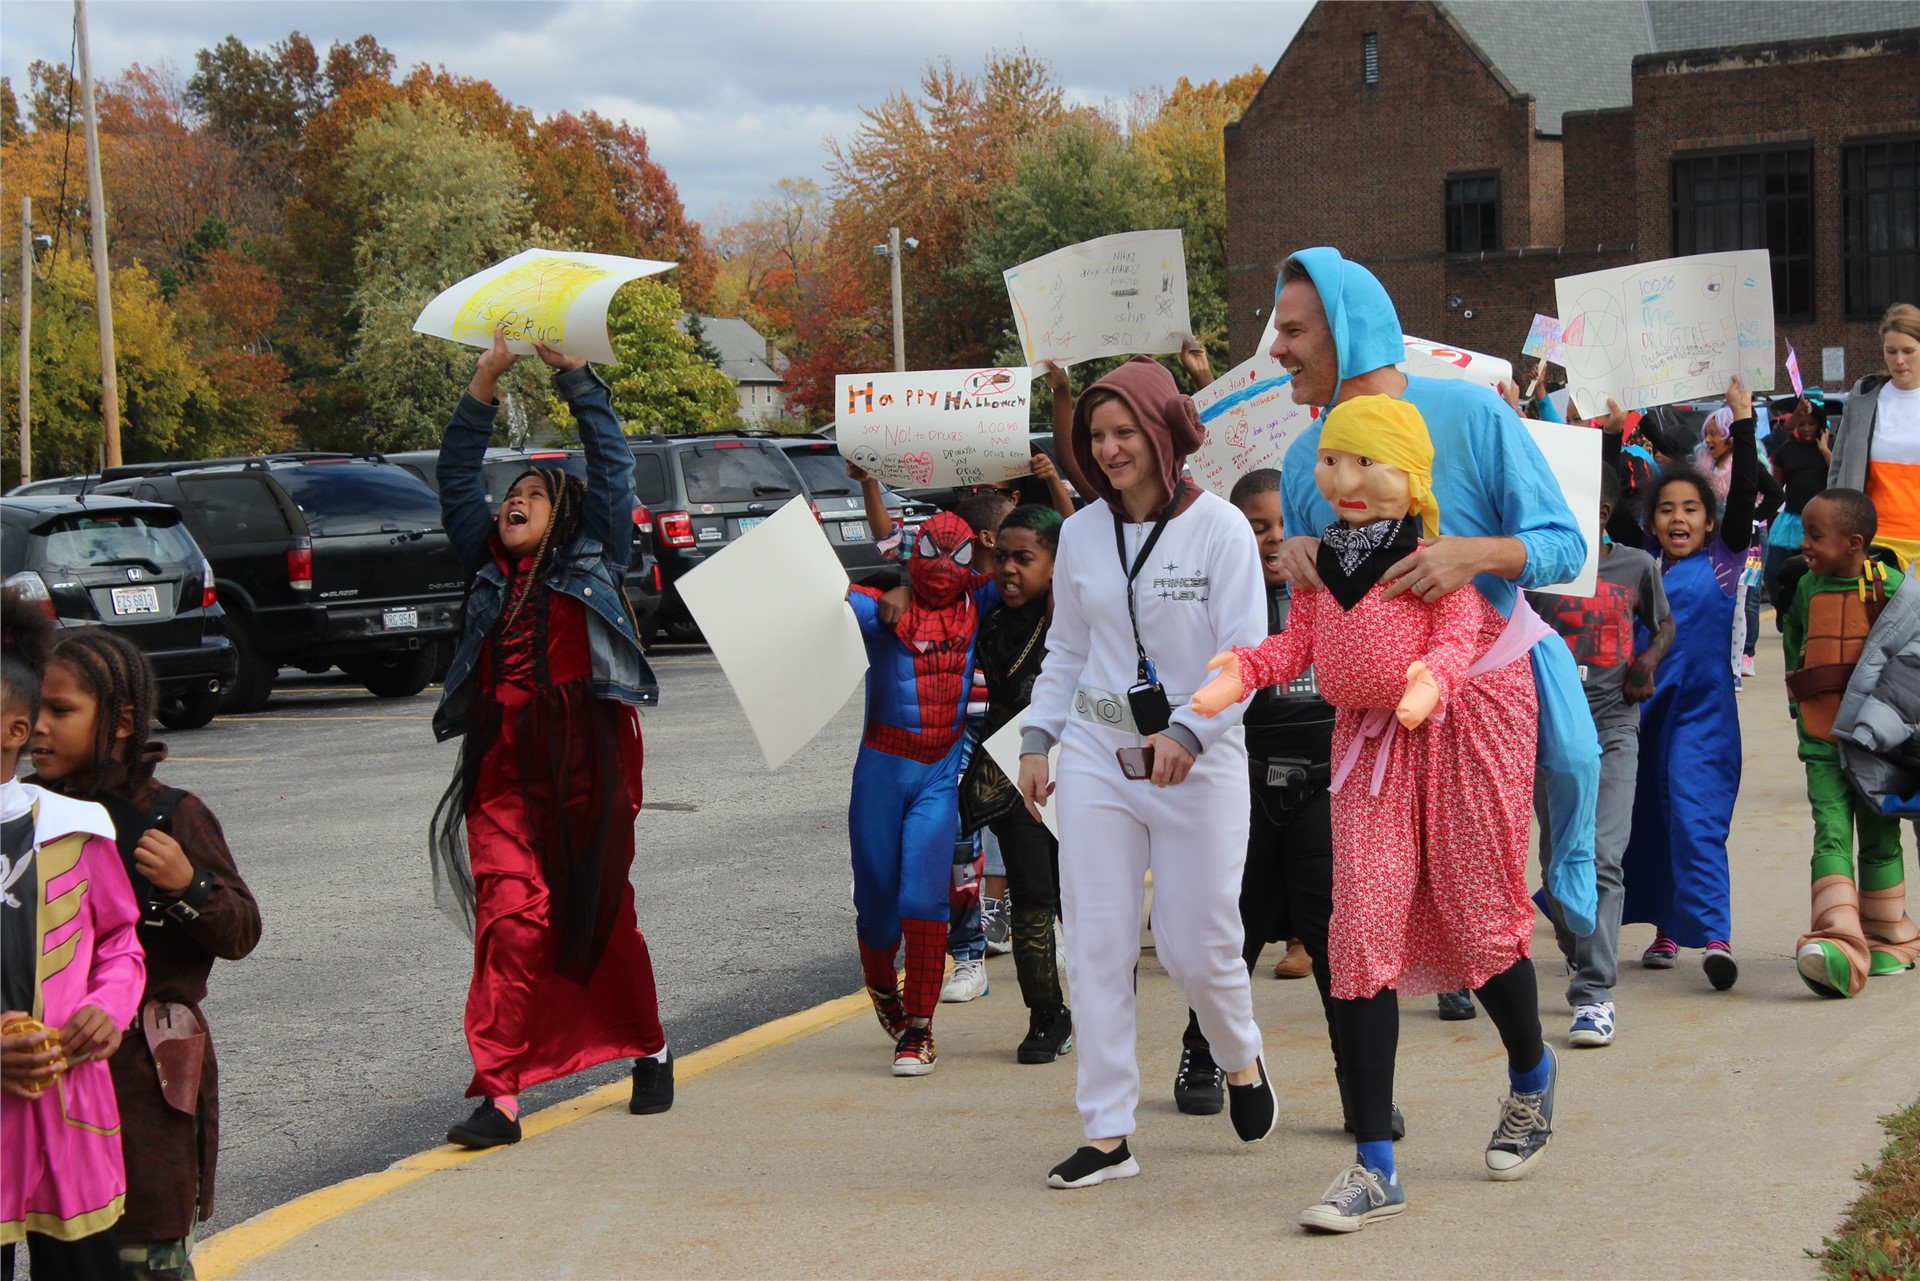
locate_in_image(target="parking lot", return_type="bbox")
[162,644,871,1231]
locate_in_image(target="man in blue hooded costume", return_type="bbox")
[1267,248,1599,1232]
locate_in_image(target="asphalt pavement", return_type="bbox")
[161,644,871,1233]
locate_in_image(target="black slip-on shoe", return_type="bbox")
[1227,1056,1278,1142]
[630,1051,675,1114]
[1046,1141,1140,1189]
[447,1099,521,1149]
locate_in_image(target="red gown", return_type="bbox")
[464,570,664,1097]
[1235,582,1539,999]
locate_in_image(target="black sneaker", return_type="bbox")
[1226,1056,1277,1142]
[1341,1102,1409,1141]
[630,1051,674,1115]
[1436,989,1477,1020]
[1017,1005,1074,1065]
[1173,1046,1225,1115]
[1046,1140,1140,1189]
[447,1099,521,1149]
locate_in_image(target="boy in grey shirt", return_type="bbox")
[1526,466,1674,1047]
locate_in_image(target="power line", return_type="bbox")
[48,13,79,265]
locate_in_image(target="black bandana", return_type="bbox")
[1317,517,1422,611]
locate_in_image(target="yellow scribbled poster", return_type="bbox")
[450,257,613,349]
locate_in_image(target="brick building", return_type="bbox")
[1224,1,1920,396]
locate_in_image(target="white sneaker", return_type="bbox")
[1568,1002,1615,1047]
[940,957,988,1002]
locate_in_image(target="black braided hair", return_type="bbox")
[46,629,158,786]
[1,586,56,721]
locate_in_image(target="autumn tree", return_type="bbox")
[0,78,22,144]
[711,177,825,345]
[592,279,740,435]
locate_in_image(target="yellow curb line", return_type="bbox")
[195,988,871,1279]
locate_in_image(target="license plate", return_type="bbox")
[382,608,418,630]
[111,585,160,615]
[840,522,868,542]
[737,517,766,533]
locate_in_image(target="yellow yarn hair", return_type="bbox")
[1319,395,1441,536]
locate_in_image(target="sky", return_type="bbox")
[0,0,1312,227]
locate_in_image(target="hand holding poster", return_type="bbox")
[413,248,676,365]
[675,497,867,770]
[835,368,1033,490]
[1004,230,1191,368]
[1554,249,1774,415]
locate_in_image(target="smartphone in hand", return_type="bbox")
[1116,745,1155,781]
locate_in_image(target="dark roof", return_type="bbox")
[681,314,788,386]
[1438,0,1920,133]
[1,493,174,523]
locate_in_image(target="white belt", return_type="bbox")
[1071,684,1193,736]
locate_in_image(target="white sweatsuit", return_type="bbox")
[1025,490,1267,1140]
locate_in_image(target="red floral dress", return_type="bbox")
[1235,582,1539,999]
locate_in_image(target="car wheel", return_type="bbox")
[219,624,276,713]
[157,685,222,731]
[351,647,436,699]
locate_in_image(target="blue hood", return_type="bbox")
[1281,247,1406,405]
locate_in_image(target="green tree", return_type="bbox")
[336,95,539,451]
[598,279,740,435]
[0,77,22,144]
[683,312,724,368]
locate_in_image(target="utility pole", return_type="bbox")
[888,226,905,372]
[76,0,121,467]
[18,197,30,484]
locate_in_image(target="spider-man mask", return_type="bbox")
[909,511,980,608]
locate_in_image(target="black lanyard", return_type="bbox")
[1112,483,1187,684]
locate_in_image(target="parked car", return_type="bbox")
[6,474,102,497]
[628,434,812,643]
[773,437,938,585]
[1,493,237,729]
[382,445,662,642]
[93,455,467,711]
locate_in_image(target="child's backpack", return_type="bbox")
[1787,566,1891,742]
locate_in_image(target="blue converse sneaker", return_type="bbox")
[1568,1002,1615,1047]
[1298,1163,1406,1233]
[1486,1046,1556,1180]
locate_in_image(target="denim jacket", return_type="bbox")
[432,364,659,743]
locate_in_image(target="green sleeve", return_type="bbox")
[1782,578,1811,674]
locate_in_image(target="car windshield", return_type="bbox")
[277,464,444,537]
[677,443,797,504]
[786,450,856,496]
[36,511,200,572]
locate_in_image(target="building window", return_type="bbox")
[1444,172,1500,253]
[1843,134,1920,320]
[1363,33,1379,85]
[1670,146,1813,320]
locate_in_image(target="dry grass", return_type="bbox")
[1821,1097,1920,1280]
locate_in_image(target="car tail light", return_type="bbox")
[651,563,661,592]
[657,511,695,549]
[632,503,654,536]
[200,556,218,610]
[3,571,56,619]
[809,502,822,523]
[287,540,313,591]
[711,441,746,450]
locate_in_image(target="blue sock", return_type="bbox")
[1356,1139,1395,1180]
[1510,1049,1552,1095]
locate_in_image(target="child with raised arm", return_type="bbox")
[2,589,145,1277]
[429,329,669,1149]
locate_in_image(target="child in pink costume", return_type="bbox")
[2,589,147,1268]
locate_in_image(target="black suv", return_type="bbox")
[773,438,938,586]
[1,494,237,729]
[629,435,811,643]
[382,445,663,643]
[94,456,466,711]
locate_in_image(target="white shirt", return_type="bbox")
[1872,382,1920,465]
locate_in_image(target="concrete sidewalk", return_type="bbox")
[206,643,1916,1280]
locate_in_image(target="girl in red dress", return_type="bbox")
[430,331,668,1149]
[1193,395,1558,1232]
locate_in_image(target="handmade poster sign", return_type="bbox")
[413,248,676,365]
[1519,417,1601,597]
[984,717,1060,836]
[1554,250,1774,414]
[1521,314,1566,365]
[1004,230,1191,368]
[835,368,1033,489]
[1400,334,1513,390]
[675,497,868,770]
[1786,340,1805,396]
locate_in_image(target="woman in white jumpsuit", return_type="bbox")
[1020,356,1274,1188]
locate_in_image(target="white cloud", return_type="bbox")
[0,0,1309,217]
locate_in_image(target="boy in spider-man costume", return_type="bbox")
[846,511,996,1076]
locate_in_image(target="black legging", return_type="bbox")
[990,807,1063,1010]
[3,1226,121,1281]
[1335,956,1546,1144]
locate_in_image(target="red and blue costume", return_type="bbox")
[847,513,997,1027]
